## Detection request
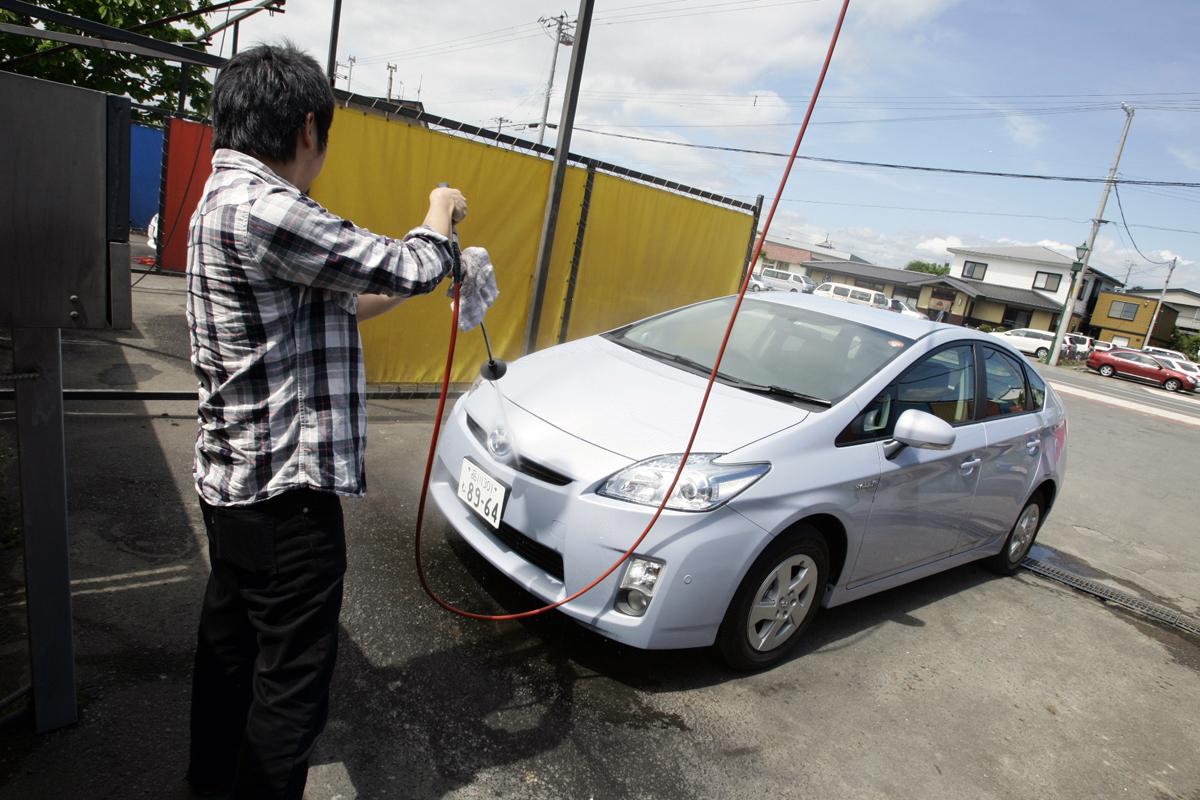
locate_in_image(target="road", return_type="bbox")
[1044,362,1200,424]
[1,277,1198,799]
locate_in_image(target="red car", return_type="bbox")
[1086,349,1197,393]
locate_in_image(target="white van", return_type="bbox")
[759,268,815,293]
[1142,345,1188,362]
[814,281,889,310]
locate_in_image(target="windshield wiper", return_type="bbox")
[616,339,713,375]
[719,379,832,408]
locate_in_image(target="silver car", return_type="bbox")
[432,293,1068,669]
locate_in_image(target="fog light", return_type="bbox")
[614,556,664,617]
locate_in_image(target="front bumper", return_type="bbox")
[429,396,771,650]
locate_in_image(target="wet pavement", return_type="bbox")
[1,276,1198,799]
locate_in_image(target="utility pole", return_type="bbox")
[1146,257,1177,346]
[386,63,397,101]
[537,12,576,145]
[524,0,594,353]
[1123,261,1134,287]
[493,116,511,134]
[345,55,356,92]
[1048,103,1135,367]
[326,0,343,87]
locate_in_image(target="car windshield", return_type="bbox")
[606,297,914,407]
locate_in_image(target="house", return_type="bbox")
[945,245,1123,332]
[755,237,868,274]
[1126,287,1200,336]
[800,260,1062,326]
[1092,291,1179,349]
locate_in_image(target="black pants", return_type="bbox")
[188,488,346,800]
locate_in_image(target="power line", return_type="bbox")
[570,126,1200,187]
[729,196,1092,223]
[1112,184,1173,264]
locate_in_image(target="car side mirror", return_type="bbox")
[885,409,957,459]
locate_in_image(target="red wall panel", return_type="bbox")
[160,118,213,272]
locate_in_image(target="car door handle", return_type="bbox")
[1025,438,1040,455]
[959,457,982,475]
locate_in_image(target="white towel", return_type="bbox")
[448,246,499,331]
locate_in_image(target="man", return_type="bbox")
[185,44,467,799]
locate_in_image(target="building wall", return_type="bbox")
[1031,309,1055,331]
[1094,292,1179,347]
[949,252,1068,306]
[971,300,1005,324]
[1130,290,1200,334]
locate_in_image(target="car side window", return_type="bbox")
[981,347,1028,418]
[834,286,850,297]
[837,345,976,446]
[1026,367,1046,411]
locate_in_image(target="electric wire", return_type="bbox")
[411,0,853,621]
[1113,183,1173,265]
[570,126,1200,187]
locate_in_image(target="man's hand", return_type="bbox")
[424,187,468,237]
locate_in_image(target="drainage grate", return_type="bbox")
[1022,558,1200,638]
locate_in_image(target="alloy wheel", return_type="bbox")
[746,555,817,652]
[1008,503,1040,562]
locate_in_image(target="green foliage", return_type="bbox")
[1167,329,1200,361]
[905,260,950,276]
[0,0,213,121]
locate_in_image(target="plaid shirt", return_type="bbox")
[187,148,453,506]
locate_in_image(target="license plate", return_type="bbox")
[457,458,507,529]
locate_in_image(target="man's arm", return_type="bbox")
[357,293,409,322]
[246,187,467,297]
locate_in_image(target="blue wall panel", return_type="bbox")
[129,123,164,230]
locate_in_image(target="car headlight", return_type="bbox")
[598,453,770,512]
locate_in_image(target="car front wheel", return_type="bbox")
[717,527,828,671]
[1164,378,1182,392]
[1035,347,1049,359]
[1098,365,1115,377]
[985,493,1044,575]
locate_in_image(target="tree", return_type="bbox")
[1167,328,1200,361]
[0,0,214,121]
[905,260,950,276]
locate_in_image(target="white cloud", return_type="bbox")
[1168,146,1200,173]
[916,235,962,256]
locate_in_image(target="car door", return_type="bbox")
[844,344,986,585]
[960,345,1042,553]
[1115,352,1156,383]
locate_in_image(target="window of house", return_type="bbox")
[1033,272,1062,292]
[963,261,988,280]
[1108,300,1138,321]
[857,280,886,292]
[1001,308,1032,329]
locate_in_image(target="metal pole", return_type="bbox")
[558,161,597,343]
[741,194,765,284]
[386,62,396,101]
[12,329,77,732]
[536,13,567,146]
[1146,257,1177,347]
[231,20,239,55]
[523,0,594,354]
[176,64,190,114]
[326,0,342,87]
[1049,104,1135,366]
[345,55,355,92]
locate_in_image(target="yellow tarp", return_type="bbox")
[311,107,753,384]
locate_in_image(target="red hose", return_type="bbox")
[413,0,853,621]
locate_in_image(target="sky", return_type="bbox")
[213,0,1200,291]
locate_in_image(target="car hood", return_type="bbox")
[491,335,810,460]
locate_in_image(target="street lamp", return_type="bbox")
[1049,242,1089,364]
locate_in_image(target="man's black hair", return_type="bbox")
[211,43,335,162]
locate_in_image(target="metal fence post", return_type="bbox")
[741,194,764,284]
[12,328,78,732]
[558,161,597,344]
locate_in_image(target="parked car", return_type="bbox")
[989,328,1057,359]
[1086,349,1197,393]
[1064,333,1093,357]
[1141,345,1188,362]
[1156,357,1200,392]
[747,275,774,292]
[1091,340,1117,353]
[758,268,815,293]
[888,298,927,319]
[814,281,890,310]
[432,292,1067,669]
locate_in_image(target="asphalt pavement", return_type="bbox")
[1,276,1197,799]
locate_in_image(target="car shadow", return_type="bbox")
[439,528,1004,694]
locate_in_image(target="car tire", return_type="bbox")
[1035,347,1049,360]
[716,527,828,671]
[1098,365,1115,377]
[984,492,1045,576]
[790,288,798,293]
[1163,378,1182,392]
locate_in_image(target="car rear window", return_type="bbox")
[608,297,914,407]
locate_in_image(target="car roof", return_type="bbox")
[745,289,948,339]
